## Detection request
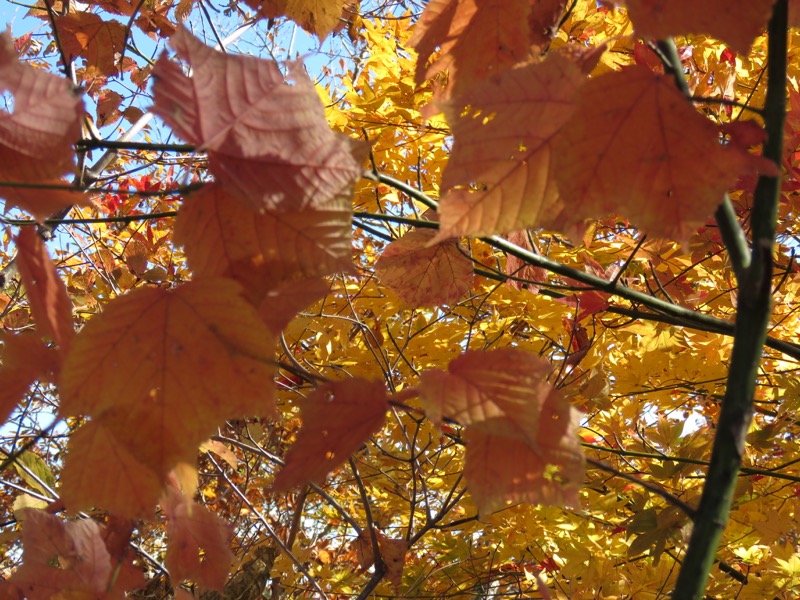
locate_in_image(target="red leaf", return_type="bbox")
[16,228,74,352]
[273,378,388,489]
[152,28,366,211]
[375,228,474,307]
[0,333,58,425]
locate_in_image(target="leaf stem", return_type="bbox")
[672,2,788,597]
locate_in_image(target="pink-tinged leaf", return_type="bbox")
[162,480,233,590]
[616,0,775,55]
[273,379,388,489]
[55,12,127,76]
[464,421,583,514]
[16,228,74,352]
[174,182,352,302]
[375,228,474,307]
[60,421,163,518]
[0,33,82,183]
[152,28,366,211]
[0,333,58,425]
[258,276,329,334]
[504,231,547,292]
[554,65,775,241]
[59,280,276,512]
[437,53,584,239]
[409,0,533,98]
[0,181,88,222]
[417,348,584,513]
[5,509,143,599]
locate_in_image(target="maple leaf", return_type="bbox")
[152,27,366,211]
[436,53,584,239]
[162,479,234,590]
[4,509,144,599]
[273,378,388,489]
[0,333,58,425]
[610,0,775,54]
[245,0,349,39]
[55,11,127,76]
[58,279,276,513]
[16,228,74,352]
[174,182,352,302]
[375,227,474,307]
[258,276,330,334]
[352,530,408,587]
[0,33,82,184]
[417,348,584,513]
[554,65,775,241]
[504,230,547,292]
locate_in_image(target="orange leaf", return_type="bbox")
[617,0,775,54]
[504,231,547,292]
[247,0,350,38]
[16,228,74,351]
[152,28,366,211]
[350,529,407,587]
[0,181,88,222]
[0,333,59,425]
[60,421,163,518]
[0,33,82,183]
[417,348,584,513]
[258,276,329,334]
[59,280,275,513]
[55,12,127,76]
[174,182,352,302]
[273,378,388,489]
[409,0,534,98]
[375,228,474,307]
[437,53,584,239]
[4,509,144,599]
[555,65,773,240]
[162,479,233,590]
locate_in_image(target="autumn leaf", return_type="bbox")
[375,227,474,307]
[245,0,349,38]
[58,279,276,512]
[273,378,388,489]
[258,276,330,334]
[504,231,547,292]
[174,182,352,302]
[417,348,584,513]
[611,0,775,54]
[554,65,774,240]
[352,529,407,587]
[16,228,74,352]
[0,33,82,183]
[3,508,144,599]
[162,479,234,590]
[0,333,59,425]
[436,53,584,239]
[55,11,127,76]
[152,27,366,211]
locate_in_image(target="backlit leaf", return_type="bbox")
[437,53,584,239]
[162,479,233,590]
[247,0,349,38]
[273,378,388,489]
[418,349,584,512]
[375,228,474,307]
[0,33,82,183]
[0,333,58,425]
[16,228,74,352]
[613,0,775,54]
[152,27,366,211]
[59,280,275,513]
[174,182,352,302]
[55,11,127,76]
[555,65,772,240]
